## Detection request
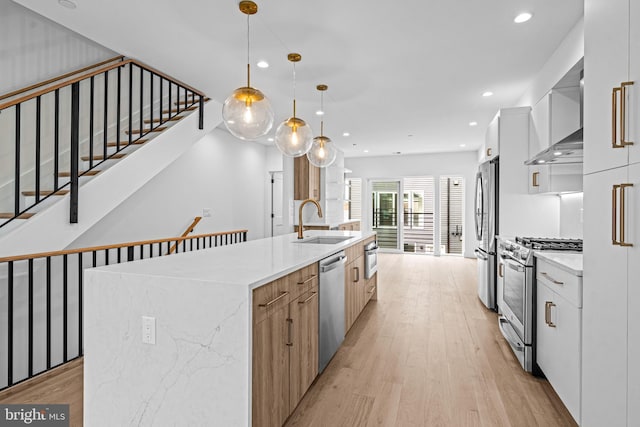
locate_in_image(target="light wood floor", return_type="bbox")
[0,254,576,427]
[285,254,576,427]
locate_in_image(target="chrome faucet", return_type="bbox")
[298,198,323,239]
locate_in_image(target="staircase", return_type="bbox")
[0,56,221,256]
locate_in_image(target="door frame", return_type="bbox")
[368,178,403,253]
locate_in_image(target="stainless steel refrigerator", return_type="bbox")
[474,158,498,310]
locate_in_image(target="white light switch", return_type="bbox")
[142,316,156,345]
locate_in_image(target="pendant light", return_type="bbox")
[275,53,313,157]
[222,1,274,140]
[307,84,337,168]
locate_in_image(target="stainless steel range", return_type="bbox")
[497,237,583,372]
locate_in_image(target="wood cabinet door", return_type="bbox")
[355,255,366,314]
[582,166,629,427]
[294,156,320,200]
[252,304,290,427]
[536,283,581,424]
[584,0,630,174]
[289,286,319,409]
[344,260,356,333]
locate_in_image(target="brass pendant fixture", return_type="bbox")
[307,84,337,168]
[222,1,274,141]
[275,53,314,157]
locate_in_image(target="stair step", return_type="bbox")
[125,127,167,135]
[0,212,35,219]
[106,139,148,147]
[143,116,184,124]
[81,153,126,161]
[162,106,198,114]
[58,170,101,177]
[22,190,69,197]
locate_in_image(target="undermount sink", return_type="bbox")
[295,236,353,245]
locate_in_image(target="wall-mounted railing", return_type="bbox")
[0,57,206,228]
[0,229,247,390]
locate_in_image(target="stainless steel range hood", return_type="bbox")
[526,66,584,165]
[524,128,583,165]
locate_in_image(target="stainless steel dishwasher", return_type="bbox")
[318,250,347,373]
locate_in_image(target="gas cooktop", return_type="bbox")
[515,237,583,251]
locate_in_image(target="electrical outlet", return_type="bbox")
[203,208,212,217]
[142,316,156,345]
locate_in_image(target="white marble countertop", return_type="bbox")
[534,251,583,276]
[298,219,361,227]
[90,230,375,289]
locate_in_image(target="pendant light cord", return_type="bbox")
[246,14,251,87]
[292,61,297,117]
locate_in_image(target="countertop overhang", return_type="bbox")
[89,230,376,289]
[534,251,583,276]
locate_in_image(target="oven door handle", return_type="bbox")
[498,317,524,352]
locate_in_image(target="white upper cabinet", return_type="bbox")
[529,92,551,158]
[627,163,640,426]
[584,0,630,174]
[630,1,640,166]
[480,113,499,163]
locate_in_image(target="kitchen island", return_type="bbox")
[83,230,375,426]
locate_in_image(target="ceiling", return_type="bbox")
[14,0,583,158]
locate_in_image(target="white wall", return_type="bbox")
[517,18,584,108]
[344,151,478,258]
[559,193,584,239]
[67,128,270,248]
[0,1,115,95]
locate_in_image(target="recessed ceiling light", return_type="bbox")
[256,60,269,69]
[514,12,533,23]
[538,160,546,164]
[554,151,563,156]
[267,137,274,142]
[482,91,493,97]
[315,110,324,116]
[58,0,77,8]
[469,121,478,127]
[460,144,466,147]
[364,150,369,153]
[343,132,350,137]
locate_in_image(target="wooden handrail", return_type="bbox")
[0,57,205,111]
[0,55,124,102]
[0,229,247,263]
[168,216,203,254]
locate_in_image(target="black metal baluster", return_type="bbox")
[89,76,95,169]
[63,255,68,362]
[28,259,34,376]
[46,257,51,369]
[243,231,248,242]
[92,251,97,268]
[139,68,144,136]
[14,104,20,216]
[103,71,109,161]
[139,245,143,260]
[35,96,41,203]
[168,82,172,118]
[159,77,164,125]
[105,249,110,265]
[7,262,14,386]
[150,72,154,130]
[190,239,193,251]
[182,240,186,252]
[55,90,60,190]
[78,253,83,355]
[117,65,122,150]
[128,65,133,148]
[225,234,228,246]
[215,236,218,247]
[196,238,200,250]
[117,248,121,264]
[199,95,204,130]
[127,247,134,262]
[70,82,80,224]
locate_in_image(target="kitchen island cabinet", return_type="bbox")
[83,230,376,426]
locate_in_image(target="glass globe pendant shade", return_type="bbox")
[307,135,337,167]
[222,86,274,140]
[275,117,313,157]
